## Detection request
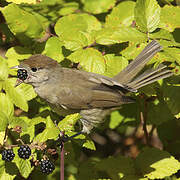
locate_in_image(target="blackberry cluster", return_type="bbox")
[17,69,28,80]
[40,159,55,174]
[18,145,31,159]
[1,149,15,162]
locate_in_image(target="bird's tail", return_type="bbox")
[113,40,173,90]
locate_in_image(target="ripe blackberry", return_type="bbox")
[17,69,28,80]
[18,145,31,159]
[1,149,15,161]
[40,159,55,174]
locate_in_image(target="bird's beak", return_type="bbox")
[10,65,23,87]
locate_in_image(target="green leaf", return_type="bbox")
[1,4,45,45]
[110,105,139,130]
[5,46,32,68]
[149,29,175,41]
[0,57,8,81]
[105,1,135,28]
[103,54,128,77]
[82,139,96,150]
[163,47,180,65]
[0,93,14,120]
[96,155,135,180]
[121,42,147,60]
[55,13,101,50]
[109,111,123,129]
[3,79,28,112]
[81,0,116,14]
[0,132,5,145]
[16,83,37,101]
[163,85,180,115]
[0,160,16,180]
[42,37,64,62]
[157,119,180,147]
[15,157,33,178]
[147,99,174,125]
[95,27,147,45]
[34,116,59,142]
[134,0,161,32]
[6,0,38,4]
[135,147,180,179]
[55,14,88,51]
[68,48,106,74]
[159,5,180,32]
[8,116,28,132]
[58,2,79,16]
[58,113,81,132]
[0,112,9,131]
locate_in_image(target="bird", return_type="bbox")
[13,40,173,136]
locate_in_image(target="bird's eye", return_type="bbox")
[31,67,37,72]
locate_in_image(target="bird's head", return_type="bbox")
[12,54,59,87]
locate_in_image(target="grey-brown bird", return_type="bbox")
[14,40,173,135]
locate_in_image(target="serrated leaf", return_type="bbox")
[95,27,147,45]
[81,0,116,14]
[58,113,81,132]
[105,1,135,28]
[4,80,28,112]
[42,37,64,62]
[134,0,161,32]
[33,116,59,142]
[2,4,45,45]
[135,147,180,179]
[15,158,33,178]
[103,54,128,77]
[0,57,8,81]
[82,139,96,150]
[68,48,106,74]
[159,5,180,32]
[0,160,16,180]
[34,127,59,142]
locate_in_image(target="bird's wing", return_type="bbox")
[55,68,135,110]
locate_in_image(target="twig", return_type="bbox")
[140,100,150,145]
[60,141,64,180]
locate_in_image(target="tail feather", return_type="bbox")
[113,40,173,90]
[113,40,162,84]
[128,68,173,89]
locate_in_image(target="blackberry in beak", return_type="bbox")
[17,69,28,81]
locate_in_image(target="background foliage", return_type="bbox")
[0,0,180,179]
